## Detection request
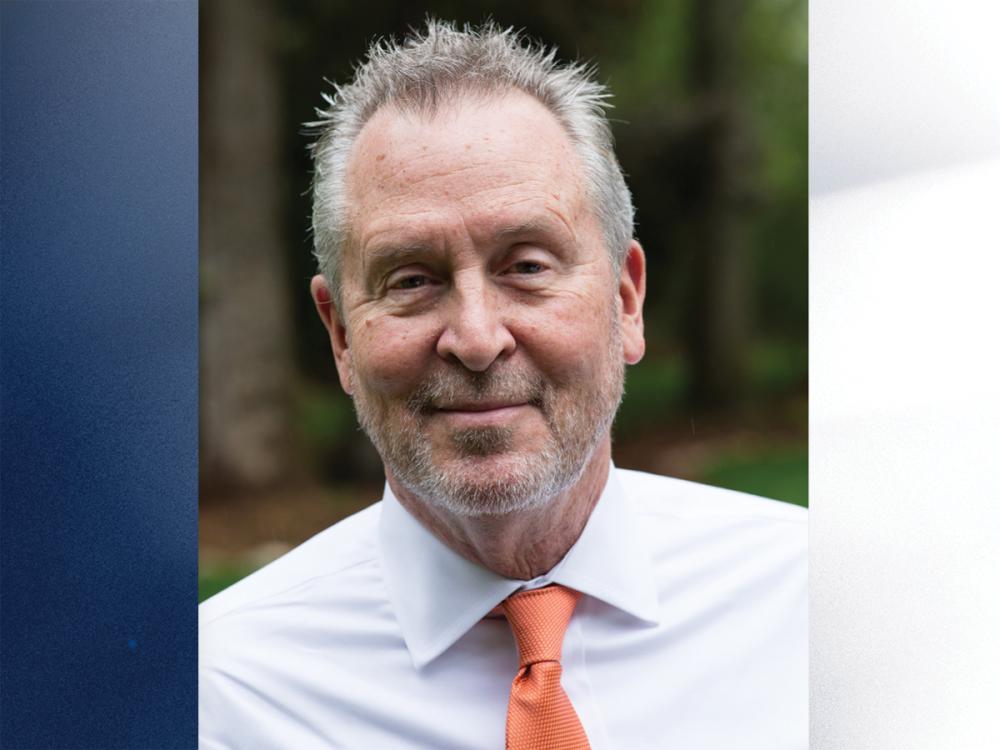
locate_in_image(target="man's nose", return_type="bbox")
[435,279,516,372]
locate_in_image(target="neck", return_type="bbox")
[388,440,612,581]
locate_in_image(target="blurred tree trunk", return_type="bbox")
[200,0,295,492]
[685,0,753,406]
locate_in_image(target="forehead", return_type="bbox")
[343,91,591,252]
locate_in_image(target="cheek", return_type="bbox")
[349,317,436,396]
[518,296,616,384]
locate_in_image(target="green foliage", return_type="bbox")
[616,356,690,432]
[296,385,356,448]
[604,1,691,108]
[746,339,808,395]
[616,338,805,434]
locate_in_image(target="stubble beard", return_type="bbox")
[352,317,625,518]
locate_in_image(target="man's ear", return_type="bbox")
[310,275,353,395]
[619,241,646,365]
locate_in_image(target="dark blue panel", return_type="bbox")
[1,2,198,748]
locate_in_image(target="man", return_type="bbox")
[200,21,806,749]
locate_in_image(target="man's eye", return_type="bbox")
[509,261,545,275]
[390,275,431,290]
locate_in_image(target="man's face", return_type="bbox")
[313,91,645,516]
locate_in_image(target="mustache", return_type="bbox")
[406,367,548,414]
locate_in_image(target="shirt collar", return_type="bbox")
[378,464,660,669]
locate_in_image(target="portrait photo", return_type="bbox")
[198,1,807,747]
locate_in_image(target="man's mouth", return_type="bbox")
[432,402,532,427]
[436,401,527,413]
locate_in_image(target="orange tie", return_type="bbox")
[501,585,591,750]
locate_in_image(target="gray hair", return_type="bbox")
[307,19,634,308]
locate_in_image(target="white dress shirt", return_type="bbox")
[199,466,807,749]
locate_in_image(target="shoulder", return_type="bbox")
[199,501,401,746]
[199,501,383,630]
[615,467,807,568]
[615,468,806,645]
[616,466,807,525]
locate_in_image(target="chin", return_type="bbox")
[426,477,557,518]
[403,446,584,518]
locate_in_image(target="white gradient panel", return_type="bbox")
[811,0,1000,193]
[811,1,1000,742]
[811,161,1000,748]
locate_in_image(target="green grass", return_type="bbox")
[699,447,808,507]
[199,564,256,603]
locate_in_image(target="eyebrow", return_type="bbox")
[362,242,435,283]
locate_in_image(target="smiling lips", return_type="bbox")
[437,401,526,412]
[434,402,530,425]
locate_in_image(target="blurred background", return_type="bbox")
[199,0,807,601]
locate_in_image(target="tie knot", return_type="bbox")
[501,585,581,667]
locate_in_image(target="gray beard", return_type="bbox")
[352,321,624,517]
